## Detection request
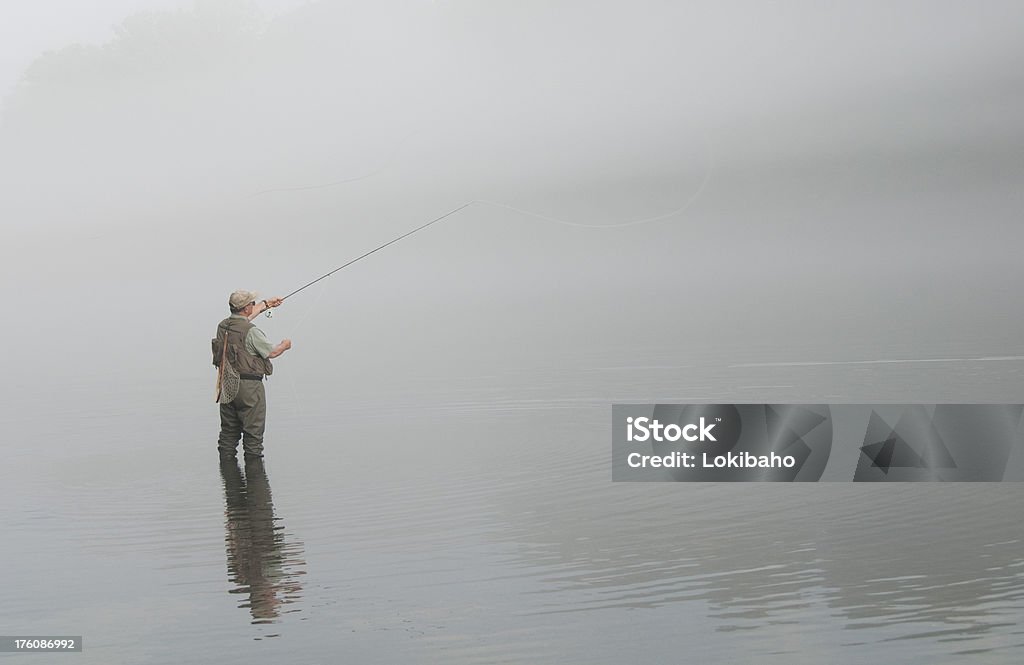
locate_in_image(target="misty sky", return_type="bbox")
[2,1,1023,302]
[4,2,1021,212]
[1,0,308,100]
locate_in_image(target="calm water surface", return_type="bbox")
[3,349,1024,664]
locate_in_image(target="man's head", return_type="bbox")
[229,290,258,314]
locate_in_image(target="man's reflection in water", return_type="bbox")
[220,457,306,624]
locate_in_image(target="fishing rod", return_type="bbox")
[268,202,473,312]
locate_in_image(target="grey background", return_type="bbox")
[2,1,1024,663]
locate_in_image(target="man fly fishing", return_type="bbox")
[208,203,470,459]
[213,291,292,460]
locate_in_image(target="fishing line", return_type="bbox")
[249,167,385,197]
[252,130,713,229]
[259,137,713,320]
[468,150,714,229]
[280,280,333,417]
[278,202,474,303]
[255,152,713,417]
[284,273,330,337]
[273,146,714,309]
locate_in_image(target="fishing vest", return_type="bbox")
[212,316,274,377]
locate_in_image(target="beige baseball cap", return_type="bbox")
[229,290,259,310]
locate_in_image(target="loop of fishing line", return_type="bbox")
[469,144,714,229]
[258,136,713,308]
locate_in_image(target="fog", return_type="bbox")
[3,0,1023,421]
[2,3,1024,662]
[4,1,1023,364]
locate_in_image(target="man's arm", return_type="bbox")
[268,339,292,358]
[245,327,289,360]
[247,296,285,321]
